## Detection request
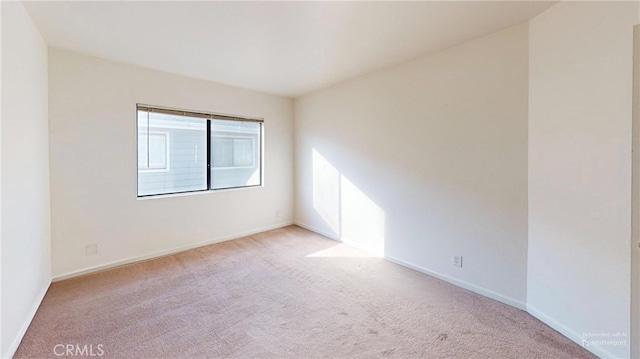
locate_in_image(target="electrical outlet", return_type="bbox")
[452,255,463,268]
[85,244,98,256]
[275,210,280,218]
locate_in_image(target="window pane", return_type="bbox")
[210,120,261,189]
[137,110,207,196]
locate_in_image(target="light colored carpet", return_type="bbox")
[16,226,594,358]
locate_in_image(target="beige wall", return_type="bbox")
[48,49,294,278]
[294,23,529,306]
[1,2,51,357]
[528,2,639,358]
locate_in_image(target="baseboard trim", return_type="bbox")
[52,221,294,282]
[526,305,618,359]
[294,221,341,242]
[294,221,384,256]
[295,220,526,311]
[3,281,51,359]
[384,254,527,311]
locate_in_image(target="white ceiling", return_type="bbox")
[24,1,556,98]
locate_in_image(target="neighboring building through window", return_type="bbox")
[137,105,262,197]
[138,132,169,171]
[212,137,255,168]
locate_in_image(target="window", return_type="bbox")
[137,105,262,197]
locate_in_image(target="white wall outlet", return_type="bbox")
[452,255,463,267]
[275,210,280,218]
[85,244,98,256]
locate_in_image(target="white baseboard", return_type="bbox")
[52,221,294,282]
[294,221,341,242]
[295,220,526,310]
[526,305,618,359]
[3,281,50,359]
[383,254,527,311]
[294,221,383,256]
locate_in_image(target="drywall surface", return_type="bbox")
[1,1,51,357]
[48,49,294,277]
[294,24,529,305]
[528,2,639,358]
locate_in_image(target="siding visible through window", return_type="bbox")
[212,136,255,168]
[138,133,169,171]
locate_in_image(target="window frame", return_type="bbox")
[136,104,263,198]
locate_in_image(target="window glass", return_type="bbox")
[137,110,207,196]
[210,120,261,190]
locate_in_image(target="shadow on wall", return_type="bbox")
[311,148,386,257]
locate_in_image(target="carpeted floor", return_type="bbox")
[16,225,594,358]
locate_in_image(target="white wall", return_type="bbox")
[294,24,529,306]
[0,1,51,357]
[528,2,639,358]
[48,49,294,278]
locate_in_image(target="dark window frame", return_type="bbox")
[136,104,263,198]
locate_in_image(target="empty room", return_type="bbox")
[2,0,640,358]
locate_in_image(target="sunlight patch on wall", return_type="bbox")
[340,175,385,257]
[312,149,341,236]
[312,148,385,257]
